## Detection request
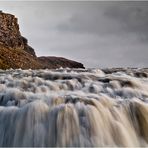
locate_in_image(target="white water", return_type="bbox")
[0,68,148,147]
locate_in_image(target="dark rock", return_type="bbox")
[21,36,36,57]
[0,11,85,69]
[38,56,85,69]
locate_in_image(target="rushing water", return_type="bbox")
[0,68,148,147]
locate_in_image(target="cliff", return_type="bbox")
[0,11,84,69]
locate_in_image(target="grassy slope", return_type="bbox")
[0,44,44,69]
[0,44,85,70]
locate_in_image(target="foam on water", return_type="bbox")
[0,68,148,146]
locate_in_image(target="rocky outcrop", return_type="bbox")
[0,11,22,49]
[38,56,85,69]
[21,36,36,57]
[0,11,85,69]
[0,11,36,57]
[0,44,43,69]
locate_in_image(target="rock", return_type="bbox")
[0,11,85,69]
[0,12,23,49]
[0,12,36,56]
[38,56,85,69]
[21,36,36,57]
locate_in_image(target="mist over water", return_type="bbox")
[0,68,148,147]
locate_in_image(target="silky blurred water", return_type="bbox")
[0,68,148,147]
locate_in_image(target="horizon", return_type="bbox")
[0,1,148,68]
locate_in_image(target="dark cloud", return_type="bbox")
[56,3,122,36]
[56,2,148,40]
[0,1,148,68]
[104,2,148,41]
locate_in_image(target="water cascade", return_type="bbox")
[0,68,148,147]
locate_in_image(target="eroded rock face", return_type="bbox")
[0,11,85,69]
[0,12,23,48]
[21,36,36,57]
[0,11,36,56]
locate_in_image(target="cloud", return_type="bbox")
[56,4,122,36]
[0,1,148,68]
[104,2,148,41]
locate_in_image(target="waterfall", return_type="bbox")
[0,68,148,147]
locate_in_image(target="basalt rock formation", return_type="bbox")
[0,11,84,69]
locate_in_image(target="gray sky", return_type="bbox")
[0,1,148,68]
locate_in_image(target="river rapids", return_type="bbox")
[0,68,148,147]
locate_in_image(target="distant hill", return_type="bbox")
[0,11,84,69]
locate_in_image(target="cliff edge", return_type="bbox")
[0,11,84,69]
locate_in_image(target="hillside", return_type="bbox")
[0,11,84,69]
[0,44,43,69]
[38,56,84,69]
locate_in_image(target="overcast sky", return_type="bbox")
[0,1,148,68]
